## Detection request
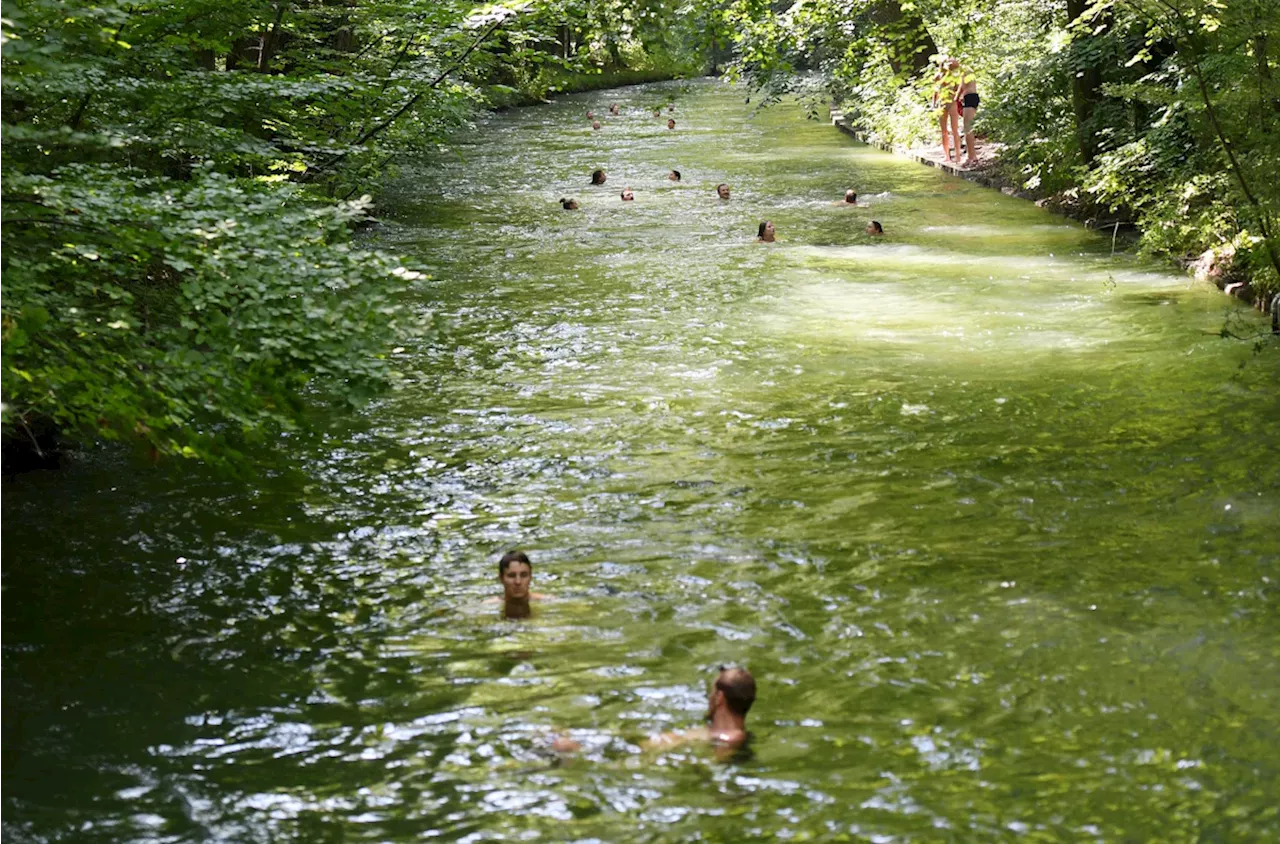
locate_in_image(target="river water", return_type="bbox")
[5,79,1280,842]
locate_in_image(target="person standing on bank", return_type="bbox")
[951,59,980,167]
[932,58,961,164]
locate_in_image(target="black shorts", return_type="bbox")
[962,93,980,110]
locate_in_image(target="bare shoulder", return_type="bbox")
[642,726,710,751]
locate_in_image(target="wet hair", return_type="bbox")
[559,198,576,210]
[716,667,756,716]
[670,170,681,181]
[499,550,531,574]
[716,183,729,193]
[869,220,884,234]
[591,169,606,185]
[620,189,633,200]
[845,190,857,202]
[667,119,676,128]
[757,220,770,238]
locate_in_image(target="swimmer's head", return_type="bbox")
[668,103,675,112]
[845,189,857,204]
[621,187,635,201]
[716,183,731,200]
[866,220,884,235]
[757,220,775,241]
[591,169,607,185]
[667,118,676,130]
[653,109,662,118]
[498,550,533,600]
[708,666,756,720]
[609,103,620,114]
[591,120,602,130]
[560,198,579,210]
[668,170,681,182]
[586,109,594,118]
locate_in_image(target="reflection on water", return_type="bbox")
[4,79,1280,842]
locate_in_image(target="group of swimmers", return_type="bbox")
[488,550,757,756]
[562,101,888,239]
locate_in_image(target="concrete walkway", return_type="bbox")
[830,109,1007,192]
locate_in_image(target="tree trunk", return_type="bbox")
[1068,0,1106,165]
[868,0,938,78]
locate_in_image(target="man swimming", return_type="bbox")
[756,220,775,242]
[620,187,635,201]
[838,189,858,205]
[591,120,602,131]
[644,667,756,755]
[668,170,681,182]
[591,169,607,185]
[866,220,884,236]
[560,198,579,210]
[487,550,549,619]
[667,118,676,130]
[551,666,757,759]
[716,183,731,200]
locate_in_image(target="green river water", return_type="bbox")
[4,79,1280,842]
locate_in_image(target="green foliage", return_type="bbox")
[710,0,1280,300]
[1,0,705,466]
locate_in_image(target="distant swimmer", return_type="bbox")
[716,183,731,200]
[836,189,858,206]
[591,169,607,185]
[609,103,621,115]
[586,109,595,119]
[668,103,675,113]
[621,187,635,201]
[667,118,676,130]
[592,120,602,131]
[560,198,579,210]
[653,109,662,118]
[668,169,681,182]
[866,220,884,236]
[756,220,776,242]
[486,550,549,620]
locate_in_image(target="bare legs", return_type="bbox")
[938,105,960,162]
[962,105,978,166]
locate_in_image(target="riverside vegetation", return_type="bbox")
[3,0,1277,469]
[712,0,1280,312]
[0,0,705,467]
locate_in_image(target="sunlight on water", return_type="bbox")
[3,79,1279,843]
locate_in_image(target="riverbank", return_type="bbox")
[830,109,1279,330]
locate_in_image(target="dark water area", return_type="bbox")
[4,79,1280,841]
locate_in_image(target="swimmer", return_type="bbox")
[592,120,602,130]
[668,103,675,113]
[559,198,579,210]
[836,189,857,206]
[485,550,550,619]
[621,187,635,201]
[866,220,884,236]
[609,103,620,115]
[552,666,757,759]
[645,666,756,756]
[586,109,594,119]
[716,183,731,200]
[667,118,676,130]
[591,169,607,185]
[653,109,662,118]
[755,220,775,242]
[668,169,681,182]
